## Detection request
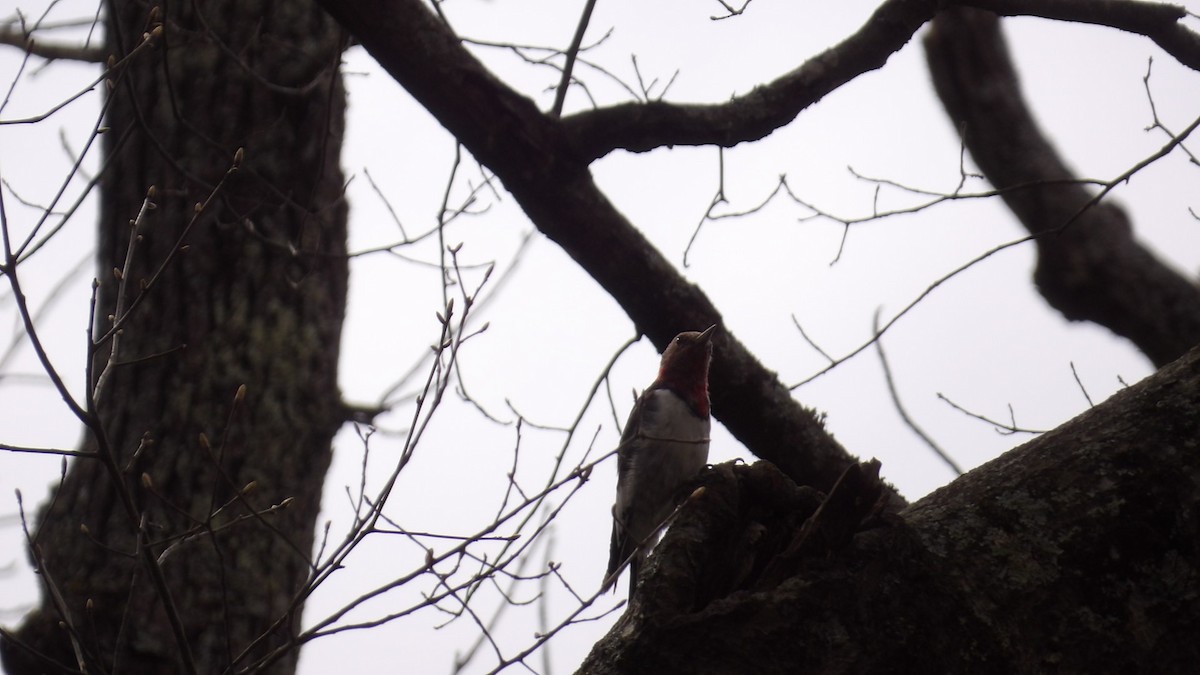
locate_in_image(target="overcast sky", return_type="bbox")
[2,1,1199,673]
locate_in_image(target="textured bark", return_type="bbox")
[925,8,1200,367]
[1,2,347,674]
[580,344,1200,674]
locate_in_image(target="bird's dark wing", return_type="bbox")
[605,388,659,591]
[614,387,663,479]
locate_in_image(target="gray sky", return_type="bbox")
[2,1,1199,673]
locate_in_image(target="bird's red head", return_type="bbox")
[655,325,716,417]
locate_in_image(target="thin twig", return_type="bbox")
[1070,361,1094,408]
[935,393,1045,435]
[551,0,599,117]
[93,186,157,403]
[872,310,962,475]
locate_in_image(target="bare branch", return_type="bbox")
[873,311,963,476]
[936,393,1047,435]
[551,0,599,117]
[926,8,1200,367]
[962,0,1200,70]
[562,0,941,161]
[711,0,753,21]
[318,0,873,499]
[0,26,105,62]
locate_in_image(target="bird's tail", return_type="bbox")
[601,517,635,594]
[602,503,692,595]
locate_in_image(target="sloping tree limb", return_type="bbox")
[319,0,1200,498]
[310,6,1200,670]
[562,0,1199,161]
[925,8,1200,367]
[316,0,868,497]
[561,0,941,161]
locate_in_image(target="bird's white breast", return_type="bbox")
[636,388,710,445]
[623,388,710,494]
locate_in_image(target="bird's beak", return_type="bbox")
[698,324,717,342]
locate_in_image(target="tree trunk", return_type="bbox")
[1,2,347,674]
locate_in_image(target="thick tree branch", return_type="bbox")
[963,0,1200,70]
[560,0,1199,162]
[319,0,1200,507]
[925,9,1200,367]
[561,0,941,161]
[316,0,873,497]
[582,344,1200,673]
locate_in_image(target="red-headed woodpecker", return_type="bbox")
[603,325,716,595]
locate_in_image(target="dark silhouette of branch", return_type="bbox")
[316,0,873,500]
[562,0,942,161]
[873,312,963,476]
[559,0,1200,162]
[936,393,1047,435]
[962,0,1200,70]
[925,8,1200,368]
[551,0,598,117]
[560,0,1200,162]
